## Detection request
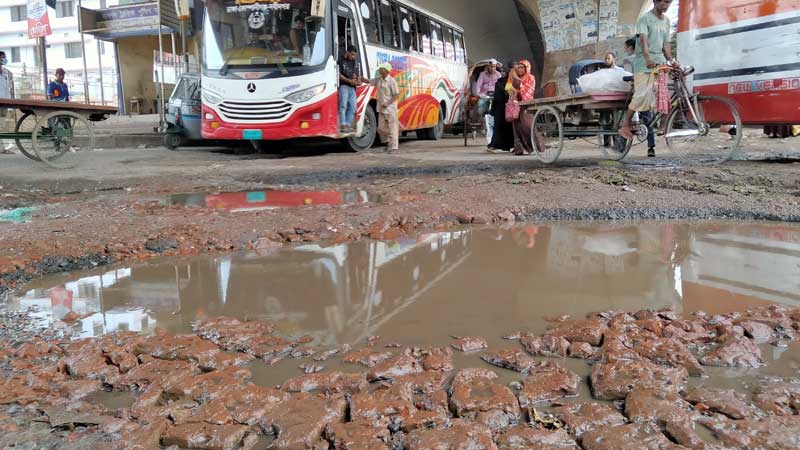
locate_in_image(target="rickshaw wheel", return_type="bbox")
[532,106,564,164]
[15,113,40,161]
[601,134,633,161]
[32,111,94,169]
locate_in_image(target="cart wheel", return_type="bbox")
[531,106,563,164]
[164,133,182,150]
[32,111,94,169]
[14,113,39,161]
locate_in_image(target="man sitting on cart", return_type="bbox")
[47,68,70,102]
[619,0,676,146]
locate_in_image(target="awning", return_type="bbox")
[79,0,190,40]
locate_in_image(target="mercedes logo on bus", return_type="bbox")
[247,83,256,93]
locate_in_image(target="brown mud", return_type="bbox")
[0,223,799,448]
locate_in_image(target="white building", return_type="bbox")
[0,0,119,103]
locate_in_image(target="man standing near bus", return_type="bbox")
[339,46,362,133]
[363,63,399,152]
[619,0,675,148]
[476,59,502,147]
[48,68,70,102]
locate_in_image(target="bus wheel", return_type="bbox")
[419,107,444,140]
[346,107,377,152]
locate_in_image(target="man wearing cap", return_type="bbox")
[476,59,502,146]
[47,69,70,102]
[363,63,400,152]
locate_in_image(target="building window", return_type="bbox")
[11,47,21,63]
[10,5,27,22]
[65,42,83,59]
[56,1,74,17]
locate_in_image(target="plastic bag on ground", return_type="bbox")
[578,68,633,94]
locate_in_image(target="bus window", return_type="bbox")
[443,27,455,60]
[431,21,444,58]
[418,15,432,55]
[360,0,380,44]
[454,31,466,63]
[378,0,400,48]
[399,7,418,52]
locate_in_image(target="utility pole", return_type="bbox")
[39,37,49,93]
[78,0,90,103]
[157,1,166,130]
[97,40,105,105]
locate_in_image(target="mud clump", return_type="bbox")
[480,348,538,373]
[752,382,800,416]
[494,425,580,450]
[449,369,520,429]
[682,386,762,420]
[590,360,688,400]
[406,420,498,450]
[450,337,488,352]
[580,422,686,450]
[517,362,580,406]
[282,372,368,395]
[552,402,627,438]
[343,348,394,368]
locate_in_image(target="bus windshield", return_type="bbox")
[203,0,329,77]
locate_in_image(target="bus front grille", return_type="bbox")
[218,100,293,122]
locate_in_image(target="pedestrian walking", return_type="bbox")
[363,63,400,152]
[0,51,15,153]
[476,59,502,147]
[506,60,535,155]
[619,0,677,158]
[487,61,514,153]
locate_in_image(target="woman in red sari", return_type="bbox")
[505,60,535,155]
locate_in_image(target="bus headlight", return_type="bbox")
[202,90,223,105]
[285,84,326,104]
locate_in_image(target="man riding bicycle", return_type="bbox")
[619,0,678,157]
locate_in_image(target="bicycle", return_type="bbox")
[618,65,743,164]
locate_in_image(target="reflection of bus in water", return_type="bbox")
[681,223,800,312]
[11,231,471,344]
[200,0,468,151]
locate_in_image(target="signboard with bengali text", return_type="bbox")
[27,0,52,39]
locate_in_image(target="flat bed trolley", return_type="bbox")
[0,98,118,168]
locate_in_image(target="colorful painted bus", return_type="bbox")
[200,0,468,151]
[677,0,800,125]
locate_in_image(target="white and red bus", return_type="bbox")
[200,0,468,151]
[678,0,800,125]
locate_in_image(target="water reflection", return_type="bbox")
[169,189,373,212]
[8,222,800,344]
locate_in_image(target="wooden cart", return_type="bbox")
[0,98,118,168]
[519,91,635,164]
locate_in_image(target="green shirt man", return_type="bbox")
[632,8,672,73]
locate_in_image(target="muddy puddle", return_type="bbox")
[3,221,800,449]
[167,188,399,211]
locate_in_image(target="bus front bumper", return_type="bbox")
[201,94,339,140]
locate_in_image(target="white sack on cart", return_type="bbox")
[578,68,633,93]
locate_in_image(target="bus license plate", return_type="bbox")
[242,130,263,140]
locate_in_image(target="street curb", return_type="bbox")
[93,133,163,150]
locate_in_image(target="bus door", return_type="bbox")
[336,0,373,132]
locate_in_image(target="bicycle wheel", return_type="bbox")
[532,106,563,164]
[14,113,39,161]
[32,111,95,169]
[601,133,633,161]
[665,95,742,164]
